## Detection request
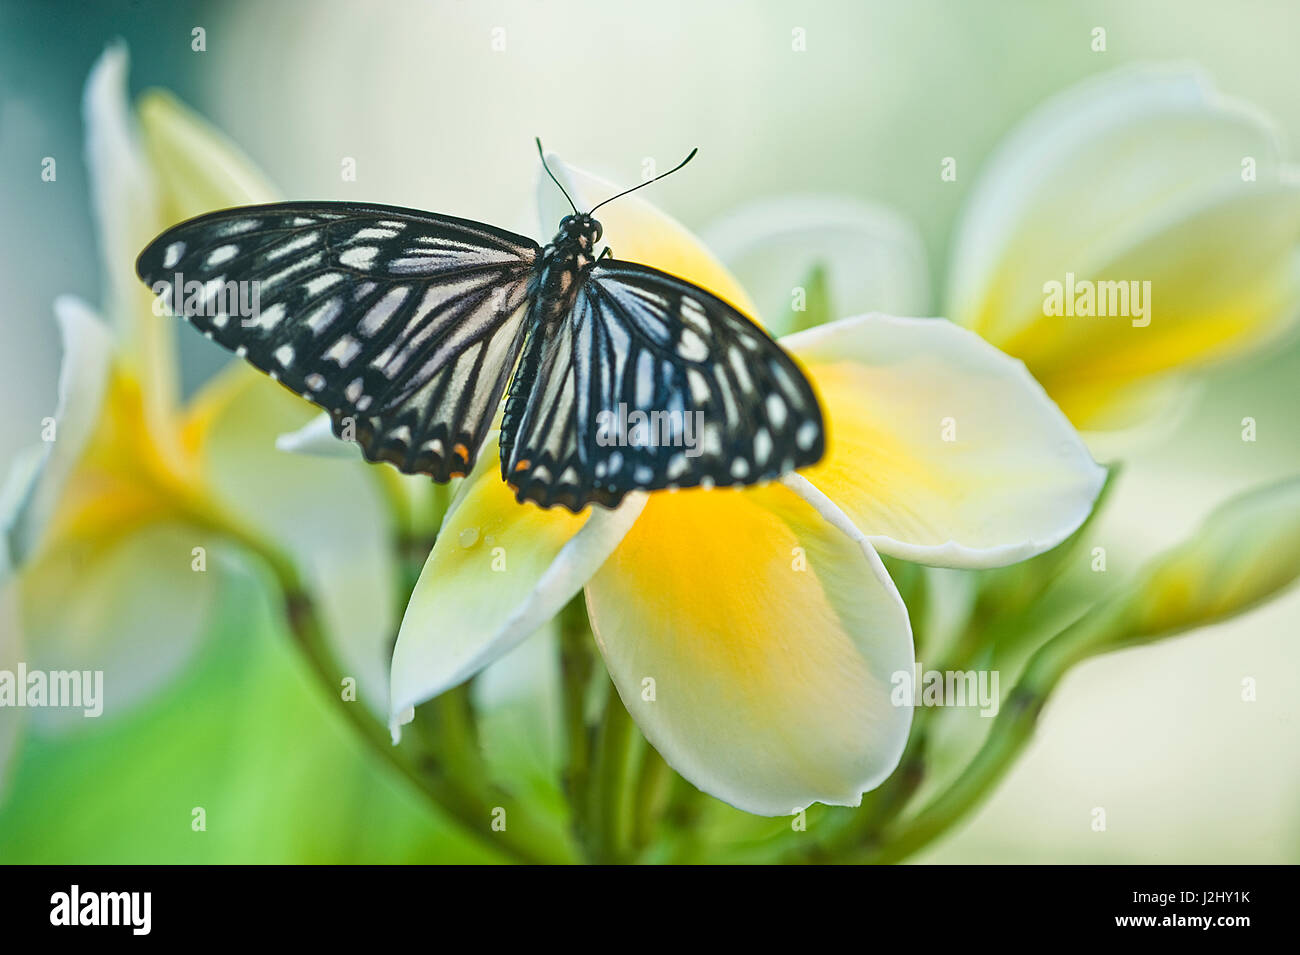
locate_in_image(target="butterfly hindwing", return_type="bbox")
[500,259,825,510]
[136,201,539,479]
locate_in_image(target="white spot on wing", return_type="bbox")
[266,232,320,262]
[340,245,379,269]
[677,327,709,362]
[325,335,362,367]
[388,256,442,275]
[359,286,410,336]
[766,393,787,428]
[306,298,343,334]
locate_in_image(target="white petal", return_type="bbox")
[83,43,159,332]
[947,67,1300,430]
[275,413,359,459]
[6,298,114,564]
[783,314,1106,568]
[389,436,644,735]
[701,194,930,335]
[585,481,913,816]
[17,522,219,730]
[535,153,760,317]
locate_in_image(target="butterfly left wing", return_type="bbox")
[500,259,825,511]
[136,201,540,480]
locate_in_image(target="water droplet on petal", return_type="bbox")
[458,526,480,548]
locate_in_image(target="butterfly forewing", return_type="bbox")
[500,260,825,510]
[136,202,539,479]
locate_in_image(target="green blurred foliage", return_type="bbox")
[0,569,491,863]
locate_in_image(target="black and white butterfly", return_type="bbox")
[135,143,825,512]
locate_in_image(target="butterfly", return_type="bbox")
[135,141,825,512]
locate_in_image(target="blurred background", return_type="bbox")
[1,0,1297,862]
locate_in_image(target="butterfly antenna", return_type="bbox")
[588,147,700,214]
[536,138,578,215]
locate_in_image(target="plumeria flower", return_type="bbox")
[0,45,397,769]
[375,155,1105,815]
[710,69,1300,440]
[948,67,1300,434]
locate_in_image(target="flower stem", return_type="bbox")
[587,680,637,862]
[844,605,1121,863]
[201,507,558,863]
[630,742,674,853]
[557,593,597,853]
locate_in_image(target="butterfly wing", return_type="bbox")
[500,259,825,510]
[136,201,539,479]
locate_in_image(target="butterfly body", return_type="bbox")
[532,214,602,323]
[137,195,825,513]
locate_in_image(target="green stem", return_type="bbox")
[201,507,557,863]
[630,743,674,854]
[557,593,596,853]
[846,605,1121,863]
[588,681,637,862]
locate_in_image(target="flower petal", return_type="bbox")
[701,194,931,336]
[0,556,22,792]
[275,412,359,459]
[82,43,183,455]
[585,482,913,816]
[6,298,114,564]
[389,436,644,733]
[783,313,1105,568]
[538,154,759,319]
[83,44,159,340]
[136,88,277,223]
[1003,183,1300,428]
[948,67,1300,430]
[16,521,219,729]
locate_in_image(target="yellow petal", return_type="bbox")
[949,67,1300,430]
[1002,184,1300,428]
[389,436,644,730]
[137,89,277,224]
[783,314,1105,568]
[586,482,913,815]
[538,154,760,320]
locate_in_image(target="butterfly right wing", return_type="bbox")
[500,259,825,511]
[136,201,540,479]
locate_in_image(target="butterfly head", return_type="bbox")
[555,213,602,251]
